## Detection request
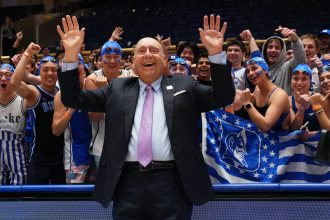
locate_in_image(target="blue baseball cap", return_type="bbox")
[246,56,269,73]
[101,41,122,57]
[318,29,330,38]
[0,63,15,73]
[292,63,312,81]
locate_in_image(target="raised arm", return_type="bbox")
[198,14,235,109]
[57,15,107,112]
[10,42,40,107]
[109,27,123,42]
[199,14,227,56]
[276,26,306,68]
[240,29,259,54]
[57,15,85,63]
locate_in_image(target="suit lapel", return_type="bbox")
[124,80,140,141]
[161,77,175,138]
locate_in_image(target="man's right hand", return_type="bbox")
[56,15,85,63]
[198,14,227,56]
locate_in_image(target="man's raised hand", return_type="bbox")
[199,14,227,56]
[56,15,85,62]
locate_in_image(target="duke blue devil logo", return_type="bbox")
[221,124,261,172]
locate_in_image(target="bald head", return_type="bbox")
[134,37,165,56]
[132,37,167,84]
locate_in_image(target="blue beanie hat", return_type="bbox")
[246,56,269,73]
[101,41,122,57]
[0,63,15,73]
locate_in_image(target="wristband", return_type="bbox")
[23,51,31,59]
[312,104,322,112]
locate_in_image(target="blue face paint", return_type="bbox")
[256,70,263,76]
[102,55,121,64]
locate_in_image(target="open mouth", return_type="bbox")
[1,84,7,88]
[143,63,155,67]
[249,75,258,81]
[200,67,209,72]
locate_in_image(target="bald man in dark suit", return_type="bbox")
[57,14,234,220]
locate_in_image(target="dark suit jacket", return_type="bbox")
[58,62,235,208]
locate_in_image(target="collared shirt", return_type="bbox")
[126,76,174,161]
[61,62,173,161]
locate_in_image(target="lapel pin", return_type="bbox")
[166,85,173,90]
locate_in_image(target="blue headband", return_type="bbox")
[101,41,122,57]
[246,56,269,73]
[292,63,312,80]
[0,63,14,73]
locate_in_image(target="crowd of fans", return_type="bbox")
[1,15,330,185]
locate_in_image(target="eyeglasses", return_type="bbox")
[169,60,186,66]
[40,56,57,64]
[0,71,12,80]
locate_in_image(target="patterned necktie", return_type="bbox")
[137,85,154,167]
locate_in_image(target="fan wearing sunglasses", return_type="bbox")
[11,42,65,184]
[0,63,29,185]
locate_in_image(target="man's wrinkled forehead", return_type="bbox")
[135,38,163,53]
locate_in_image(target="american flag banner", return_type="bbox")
[202,109,330,183]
